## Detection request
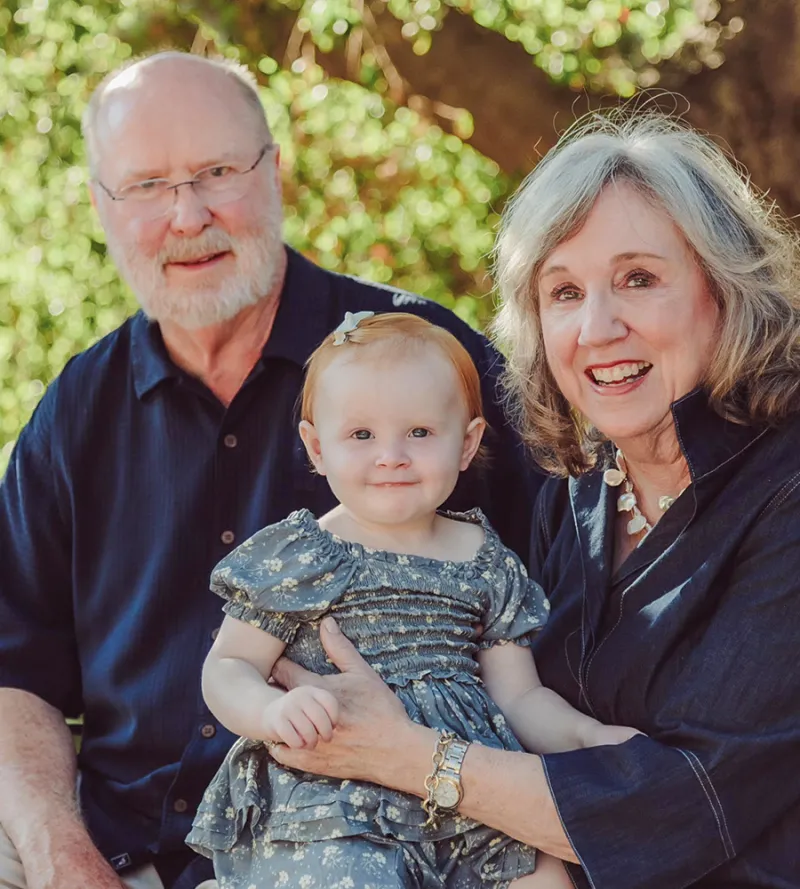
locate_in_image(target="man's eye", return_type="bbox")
[201,165,234,180]
[131,179,166,193]
[352,430,372,440]
[410,428,429,438]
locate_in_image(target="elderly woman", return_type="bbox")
[269,113,800,888]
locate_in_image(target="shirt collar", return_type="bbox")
[130,247,333,400]
[259,246,334,367]
[130,312,181,400]
[670,387,767,483]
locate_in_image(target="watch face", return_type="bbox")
[433,778,462,809]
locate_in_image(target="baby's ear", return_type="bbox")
[299,420,326,475]
[460,416,487,471]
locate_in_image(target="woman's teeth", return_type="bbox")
[590,361,651,384]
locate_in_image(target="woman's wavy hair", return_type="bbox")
[492,110,800,477]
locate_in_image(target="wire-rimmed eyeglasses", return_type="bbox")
[96,143,274,219]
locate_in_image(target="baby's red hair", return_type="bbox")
[300,312,484,427]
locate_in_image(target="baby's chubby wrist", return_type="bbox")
[260,684,340,749]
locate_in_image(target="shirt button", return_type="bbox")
[211,627,220,641]
[220,530,235,545]
[223,434,238,449]
[173,799,188,814]
[200,724,216,739]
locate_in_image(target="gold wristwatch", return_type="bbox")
[422,731,470,828]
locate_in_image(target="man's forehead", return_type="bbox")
[94,66,257,176]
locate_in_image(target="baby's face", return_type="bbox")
[301,345,483,529]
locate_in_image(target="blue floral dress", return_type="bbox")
[187,509,551,888]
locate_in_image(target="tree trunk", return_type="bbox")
[670,0,800,218]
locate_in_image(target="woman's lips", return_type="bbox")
[586,361,652,385]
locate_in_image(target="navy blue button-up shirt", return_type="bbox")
[0,248,538,886]
[531,389,800,888]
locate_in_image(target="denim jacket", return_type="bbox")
[530,389,800,888]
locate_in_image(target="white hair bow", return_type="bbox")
[332,311,375,345]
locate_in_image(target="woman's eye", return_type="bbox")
[551,284,582,302]
[352,430,372,440]
[208,165,232,178]
[410,428,429,438]
[624,269,656,288]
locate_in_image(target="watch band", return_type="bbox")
[421,731,470,829]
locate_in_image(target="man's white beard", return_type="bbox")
[109,195,285,330]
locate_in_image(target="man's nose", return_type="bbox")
[167,183,213,237]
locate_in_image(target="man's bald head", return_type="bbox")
[82,52,271,175]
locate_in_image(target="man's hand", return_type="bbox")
[263,685,339,749]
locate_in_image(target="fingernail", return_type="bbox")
[322,617,339,634]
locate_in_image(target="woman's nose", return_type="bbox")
[577,290,628,348]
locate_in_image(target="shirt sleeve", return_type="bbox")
[541,480,800,889]
[0,382,83,717]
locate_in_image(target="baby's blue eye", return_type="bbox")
[410,428,429,438]
[352,430,372,440]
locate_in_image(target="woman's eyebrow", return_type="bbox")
[540,251,667,278]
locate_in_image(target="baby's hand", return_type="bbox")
[582,722,642,748]
[263,686,339,750]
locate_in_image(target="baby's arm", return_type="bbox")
[203,614,338,748]
[478,642,639,753]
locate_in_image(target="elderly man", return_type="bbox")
[0,52,537,889]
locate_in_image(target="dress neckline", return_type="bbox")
[290,508,497,570]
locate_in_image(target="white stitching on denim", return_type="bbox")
[563,628,580,685]
[675,422,769,485]
[683,749,735,856]
[540,757,599,889]
[678,748,735,859]
[760,470,800,517]
[539,490,552,551]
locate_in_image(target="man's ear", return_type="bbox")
[299,420,326,475]
[460,416,487,471]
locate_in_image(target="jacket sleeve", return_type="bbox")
[0,380,83,716]
[542,479,800,889]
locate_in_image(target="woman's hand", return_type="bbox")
[269,617,428,787]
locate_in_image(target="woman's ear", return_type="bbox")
[460,417,487,471]
[299,420,326,475]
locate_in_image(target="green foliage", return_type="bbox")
[0,0,714,472]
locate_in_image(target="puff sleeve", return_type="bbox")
[211,511,358,644]
[479,546,551,649]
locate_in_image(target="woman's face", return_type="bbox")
[537,183,719,451]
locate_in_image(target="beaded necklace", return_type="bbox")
[603,449,680,538]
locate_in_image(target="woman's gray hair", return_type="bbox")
[492,111,800,477]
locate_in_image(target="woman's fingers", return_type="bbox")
[271,655,325,691]
[319,618,376,677]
